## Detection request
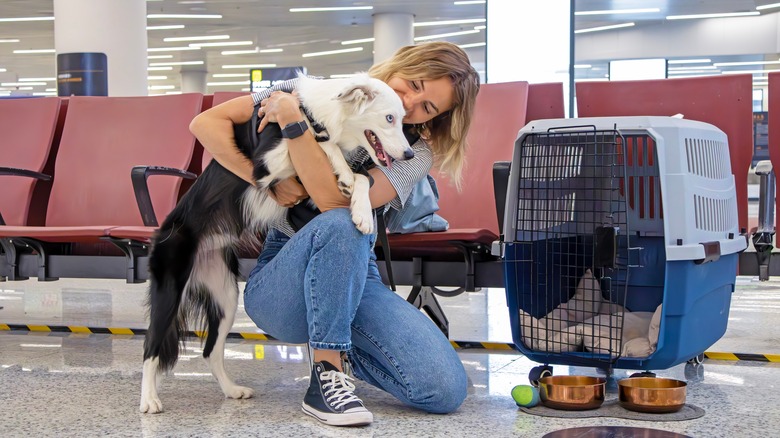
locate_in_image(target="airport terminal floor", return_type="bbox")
[2,273,780,437]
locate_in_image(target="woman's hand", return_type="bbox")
[269,177,309,207]
[257,91,302,133]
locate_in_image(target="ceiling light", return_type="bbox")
[13,49,55,54]
[147,76,168,80]
[574,22,635,33]
[668,65,718,70]
[149,61,205,66]
[222,64,277,69]
[147,14,222,19]
[573,64,592,69]
[341,37,375,45]
[18,77,55,81]
[414,29,479,41]
[668,70,720,75]
[0,39,20,43]
[458,42,486,49]
[666,12,759,20]
[212,73,247,78]
[414,18,485,27]
[147,25,185,30]
[147,55,174,59]
[2,82,47,86]
[714,60,780,67]
[148,46,200,52]
[667,58,712,64]
[148,66,173,71]
[302,47,363,57]
[454,1,486,5]
[190,41,253,48]
[165,35,229,42]
[290,7,373,12]
[575,8,659,16]
[207,80,250,86]
[721,69,780,75]
[0,17,54,22]
[757,3,780,10]
[0,68,6,72]
[149,85,176,90]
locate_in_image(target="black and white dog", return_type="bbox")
[140,73,413,413]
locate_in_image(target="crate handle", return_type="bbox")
[545,124,598,133]
[695,241,721,265]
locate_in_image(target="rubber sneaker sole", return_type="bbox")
[301,402,374,427]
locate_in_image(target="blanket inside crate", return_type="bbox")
[518,269,662,357]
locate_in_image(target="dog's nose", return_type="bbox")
[404,149,415,160]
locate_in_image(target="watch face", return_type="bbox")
[283,120,307,139]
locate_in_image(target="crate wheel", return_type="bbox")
[629,371,656,378]
[529,365,553,387]
[686,353,705,365]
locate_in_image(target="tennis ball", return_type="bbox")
[512,384,540,408]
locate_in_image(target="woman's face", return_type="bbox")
[386,76,455,124]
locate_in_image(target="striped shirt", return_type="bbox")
[251,78,433,236]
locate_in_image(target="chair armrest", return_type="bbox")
[131,165,197,227]
[493,161,511,236]
[0,166,52,181]
[0,167,53,226]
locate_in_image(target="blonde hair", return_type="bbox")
[368,41,480,189]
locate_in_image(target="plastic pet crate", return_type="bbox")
[501,116,747,373]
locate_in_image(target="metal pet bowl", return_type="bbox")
[538,375,606,411]
[618,377,687,413]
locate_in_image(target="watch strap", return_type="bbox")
[281,120,309,139]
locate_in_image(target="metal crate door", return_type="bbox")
[509,127,632,365]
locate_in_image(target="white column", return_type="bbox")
[373,13,414,64]
[180,69,207,94]
[54,0,148,96]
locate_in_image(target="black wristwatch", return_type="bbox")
[281,120,309,139]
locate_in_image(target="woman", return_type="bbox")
[190,41,480,427]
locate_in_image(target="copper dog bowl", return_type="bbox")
[538,375,606,410]
[618,377,687,413]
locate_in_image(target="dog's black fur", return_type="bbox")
[143,109,276,370]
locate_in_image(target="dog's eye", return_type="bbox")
[386,114,394,123]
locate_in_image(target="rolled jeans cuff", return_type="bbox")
[310,341,352,351]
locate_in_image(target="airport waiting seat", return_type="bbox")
[380,81,531,334]
[575,74,755,232]
[0,94,204,282]
[0,97,67,280]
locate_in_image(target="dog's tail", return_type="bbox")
[242,186,287,239]
[144,222,199,372]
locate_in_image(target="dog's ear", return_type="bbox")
[336,85,377,114]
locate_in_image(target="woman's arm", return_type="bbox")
[189,95,257,185]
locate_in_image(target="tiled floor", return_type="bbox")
[2,275,779,437]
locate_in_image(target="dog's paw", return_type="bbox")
[224,385,255,400]
[337,174,354,198]
[140,396,164,414]
[352,210,374,234]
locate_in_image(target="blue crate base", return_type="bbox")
[505,244,737,371]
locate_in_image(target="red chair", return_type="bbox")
[575,75,754,232]
[526,82,565,124]
[0,94,204,282]
[0,97,65,227]
[0,97,67,280]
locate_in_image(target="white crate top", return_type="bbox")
[507,116,747,262]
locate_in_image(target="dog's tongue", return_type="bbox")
[377,147,392,170]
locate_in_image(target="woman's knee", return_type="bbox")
[311,208,374,249]
[412,365,468,414]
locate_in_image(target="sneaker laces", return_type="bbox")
[320,370,362,410]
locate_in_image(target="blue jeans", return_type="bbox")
[243,208,467,413]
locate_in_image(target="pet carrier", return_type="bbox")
[501,116,746,382]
